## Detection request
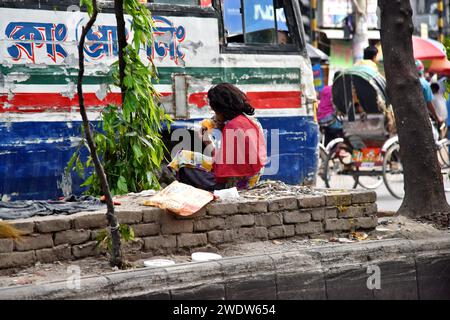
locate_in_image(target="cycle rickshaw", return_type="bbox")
[321,66,450,199]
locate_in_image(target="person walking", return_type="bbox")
[416,60,444,142]
[317,72,344,146]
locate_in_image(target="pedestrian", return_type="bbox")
[168,83,267,191]
[431,82,448,123]
[416,60,443,142]
[317,72,344,146]
[355,46,379,73]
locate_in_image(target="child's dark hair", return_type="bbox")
[430,82,440,94]
[207,83,255,120]
[363,46,378,60]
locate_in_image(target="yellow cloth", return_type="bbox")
[355,59,379,73]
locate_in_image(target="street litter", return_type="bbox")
[350,232,369,241]
[143,181,214,216]
[143,259,176,268]
[191,252,222,262]
[330,237,355,243]
[213,187,240,200]
[375,226,391,232]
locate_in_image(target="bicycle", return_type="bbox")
[382,128,450,199]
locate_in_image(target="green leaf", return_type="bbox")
[117,175,128,194]
[80,174,94,187]
[132,143,144,160]
[80,0,93,16]
[75,157,85,178]
[119,224,135,242]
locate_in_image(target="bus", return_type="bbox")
[0,0,318,200]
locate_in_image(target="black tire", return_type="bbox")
[382,143,404,199]
[437,139,450,192]
[323,145,358,190]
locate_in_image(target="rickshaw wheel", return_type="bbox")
[317,144,328,185]
[357,172,384,190]
[323,145,358,190]
[382,143,405,199]
[436,139,450,192]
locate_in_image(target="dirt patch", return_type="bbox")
[416,213,450,230]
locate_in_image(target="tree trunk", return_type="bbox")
[352,0,369,63]
[379,0,450,218]
[114,0,127,100]
[78,0,123,267]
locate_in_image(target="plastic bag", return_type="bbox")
[143,181,214,216]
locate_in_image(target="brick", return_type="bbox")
[207,202,239,215]
[363,203,378,216]
[90,228,107,241]
[352,191,377,204]
[268,225,295,239]
[72,241,102,258]
[193,218,225,232]
[324,219,352,231]
[35,244,72,263]
[0,251,36,269]
[207,230,234,244]
[122,239,144,252]
[283,210,311,224]
[14,234,53,251]
[311,208,326,221]
[54,230,91,245]
[337,206,365,218]
[143,235,177,251]
[325,207,338,219]
[35,218,71,233]
[298,195,326,208]
[255,213,283,227]
[177,233,208,248]
[227,215,255,228]
[173,208,207,220]
[73,213,108,229]
[9,220,34,235]
[325,192,352,206]
[160,213,193,234]
[295,222,324,235]
[234,227,257,241]
[142,207,165,223]
[255,227,269,240]
[238,200,268,213]
[116,210,143,224]
[355,216,378,229]
[131,223,160,237]
[0,238,13,253]
[268,197,298,212]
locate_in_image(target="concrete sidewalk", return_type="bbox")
[1,236,449,300]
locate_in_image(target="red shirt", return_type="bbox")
[213,115,267,178]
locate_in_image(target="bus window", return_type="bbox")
[223,0,293,46]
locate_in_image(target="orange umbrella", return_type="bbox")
[428,57,450,75]
[412,36,446,60]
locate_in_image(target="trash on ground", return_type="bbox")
[330,237,355,243]
[143,259,176,268]
[351,232,368,241]
[143,181,214,216]
[213,187,240,200]
[191,252,222,262]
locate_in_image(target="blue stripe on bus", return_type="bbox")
[0,116,319,200]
